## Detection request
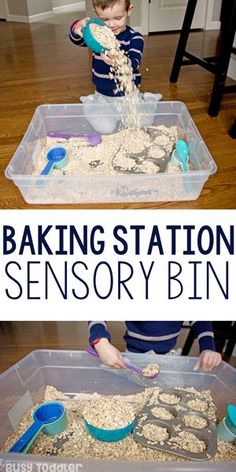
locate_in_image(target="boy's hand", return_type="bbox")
[74,17,90,37]
[95,338,126,368]
[193,350,222,373]
[101,53,116,66]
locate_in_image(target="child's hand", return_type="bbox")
[73,17,90,37]
[101,52,118,66]
[193,350,222,372]
[95,338,126,368]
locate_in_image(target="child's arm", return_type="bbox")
[126,33,144,72]
[88,322,125,368]
[189,321,222,372]
[101,33,144,69]
[69,17,90,46]
[95,338,126,368]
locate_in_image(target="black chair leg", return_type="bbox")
[169,0,198,83]
[181,330,195,356]
[229,119,236,138]
[208,0,236,116]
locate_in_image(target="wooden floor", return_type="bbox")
[0,321,235,375]
[0,19,236,209]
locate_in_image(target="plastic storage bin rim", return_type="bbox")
[5,101,217,180]
[1,348,235,377]
[0,349,235,471]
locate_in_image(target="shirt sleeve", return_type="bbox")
[127,34,144,72]
[88,321,111,345]
[189,321,216,352]
[69,20,87,47]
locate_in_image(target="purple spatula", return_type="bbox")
[47,132,102,146]
[85,346,159,380]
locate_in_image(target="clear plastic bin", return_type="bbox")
[5,102,217,204]
[0,349,235,471]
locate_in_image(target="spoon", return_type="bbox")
[47,132,102,147]
[9,401,67,453]
[85,347,159,380]
[172,139,189,172]
[41,147,68,175]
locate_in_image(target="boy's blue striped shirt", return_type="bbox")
[69,23,144,97]
[88,321,216,353]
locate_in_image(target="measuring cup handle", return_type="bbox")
[85,346,99,357]
[41,160,54,176]
[124,362,142,375]
[9,419,43,453]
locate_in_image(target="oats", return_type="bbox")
[151,407,174,421]
[169,431,206,454]
[83,398,135,429]
[142,424,169,442]
[2,385,235,462]
[182,414,208,430]
[159,393,181,405]
[142,363,160,377]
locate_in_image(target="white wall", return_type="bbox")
[7,0,29,16]
[52,0,82,7]
[27,0,52,16]
[6,0,85,21]
[0,0,8,18]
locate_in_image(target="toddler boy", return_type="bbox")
[69,0,162,132]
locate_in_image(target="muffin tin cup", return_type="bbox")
[133,388,217,461]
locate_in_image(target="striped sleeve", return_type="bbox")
[190,321,216,352]
[88,321,111,345]
[127,33,144,72]
[69,20,87,47]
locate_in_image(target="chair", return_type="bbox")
[169,0,236,117]
[229,119,236,138]
[182,322,236,362]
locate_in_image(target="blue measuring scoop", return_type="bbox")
[9,401,67,453]
[41,147,68,175]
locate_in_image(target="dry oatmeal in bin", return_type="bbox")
[2,385,236,463]
[83,398,135,429]
[32,126,179,177]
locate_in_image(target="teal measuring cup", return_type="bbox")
[9,401,67,453]
[83,18,110,54]
[217,404,236,442]
[41,147,68,175]
[85,418,136,442]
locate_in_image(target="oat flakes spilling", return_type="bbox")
[89,21,142,128]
